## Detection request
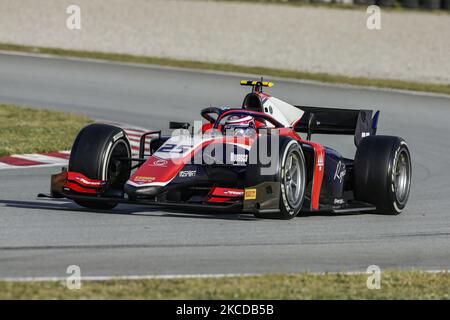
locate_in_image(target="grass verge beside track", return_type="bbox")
[1,43,449,96]
[1,271,449,299]
[0,104,91,156]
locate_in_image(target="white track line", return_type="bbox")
[0,163,67,170]
[2,270,447,282]
[1,273,259,282]
[12,154,68,165]
[0,162,13,169]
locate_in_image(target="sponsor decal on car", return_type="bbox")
[230,153,248,163]
[74,176,104,187]
[134,176,156,182]
[224,190,244,196]
[317,154,325,172]
[179,170,196,178]
[334,161,346,183]
[244,188,257,200]
[150,159,168,167]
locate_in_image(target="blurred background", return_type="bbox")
[1,0,449,85]
[233,0,450,10]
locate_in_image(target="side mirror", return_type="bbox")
[169,122,190,130]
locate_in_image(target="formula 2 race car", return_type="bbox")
[45,80,412,219]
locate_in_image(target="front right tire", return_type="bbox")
[69,123,131,210]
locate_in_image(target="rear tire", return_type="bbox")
[69,123,131,210]
[354,136,411,215]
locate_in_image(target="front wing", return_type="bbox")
[44,170,375,214]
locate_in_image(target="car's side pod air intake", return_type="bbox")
[294,106,380,147]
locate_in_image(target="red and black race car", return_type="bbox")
[47,80,412,219]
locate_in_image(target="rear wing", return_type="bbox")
[294,106,380,146]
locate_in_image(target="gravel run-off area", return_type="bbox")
[0,0,449,84]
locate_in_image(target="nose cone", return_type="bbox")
[124,183,162,198]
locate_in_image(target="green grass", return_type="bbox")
[1,43,449,96]
[0,104,91,156]
[1,271,449,299]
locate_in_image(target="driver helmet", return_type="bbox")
[223,115,256,137]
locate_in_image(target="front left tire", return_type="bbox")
[247,136,307,219]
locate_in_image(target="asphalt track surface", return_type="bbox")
[0,52,449,279]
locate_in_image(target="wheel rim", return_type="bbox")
[394,149,411,205]
[282,148,305,209]
[106,140,130,188]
